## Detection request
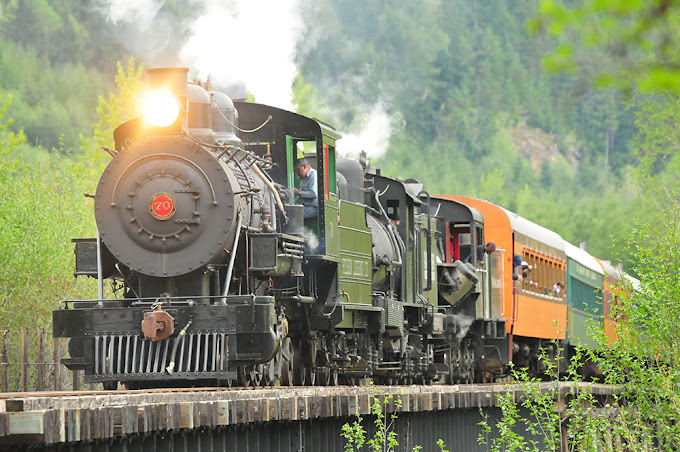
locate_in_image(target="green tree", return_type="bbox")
[80,58,144,174]
[532,0,680,93]
[0,91,93,328]
[297,0,639,266]
[292,72,328,119]
[477,167,511,207]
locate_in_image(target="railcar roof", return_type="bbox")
[499,206,565,251]
[235,101,324,142]
[598,259,622,279]
[431,196,484,223]
[597,259,640,291]
[624,274,641,292]
[403,180,425,204]
[564,241,604,275]
[371,174,424,205]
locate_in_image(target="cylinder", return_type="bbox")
[187,84,214,140]
[94,137,241,277]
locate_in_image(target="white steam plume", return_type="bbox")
[179,0,303,110]
[336,101,400,159]
[97,0,183,65]
[99,0,303,110]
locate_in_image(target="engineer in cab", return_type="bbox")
[294,157,318,219]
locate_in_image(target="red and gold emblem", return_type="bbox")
[148,192,176,220]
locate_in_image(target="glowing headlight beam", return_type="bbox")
[144,92,181,128]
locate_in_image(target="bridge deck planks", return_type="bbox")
[0,383,619,446]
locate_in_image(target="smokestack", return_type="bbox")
[147,67,189,99]
[145,67,189,132]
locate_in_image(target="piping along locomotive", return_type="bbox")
[53,67,512,388]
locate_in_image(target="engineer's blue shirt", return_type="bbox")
[296,167,318,208]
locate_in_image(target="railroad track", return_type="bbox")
[0,381,515,400]
[0,385,289,400]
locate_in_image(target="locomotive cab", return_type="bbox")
[234,102,341,255]
[430,197,483,308]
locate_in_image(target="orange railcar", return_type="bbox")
[596,259,639,345]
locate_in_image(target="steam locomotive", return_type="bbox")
[53,67,625,388]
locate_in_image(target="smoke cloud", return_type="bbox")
[104,0,164,29]
[96,0,185,66]
[302,227,319,254]
[450,314,475,341]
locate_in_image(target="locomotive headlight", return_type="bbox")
[144,91,181,128]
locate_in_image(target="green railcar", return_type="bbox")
[565,242,604,349]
